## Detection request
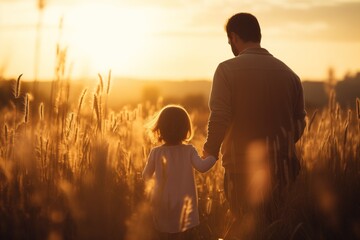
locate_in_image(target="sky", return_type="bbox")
[0,0,359,82]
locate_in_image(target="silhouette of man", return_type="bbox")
[203,12,306,237]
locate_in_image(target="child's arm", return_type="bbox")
[142,150,155,180]
[190,146,217,173]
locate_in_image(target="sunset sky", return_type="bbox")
[0,0,359,82]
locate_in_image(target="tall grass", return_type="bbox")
[0,45,359,240]
[0,76,359,239]
[0,73,149,239]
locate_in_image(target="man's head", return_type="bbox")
[226,13,261,56]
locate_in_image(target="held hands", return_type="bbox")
[202,149,211,159]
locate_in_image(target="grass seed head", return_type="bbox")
[107,69,111,95]
[39,102,44,121]
[15,73,22,98]
[98,73,104,94]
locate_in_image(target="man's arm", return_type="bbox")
[203,63,232,158]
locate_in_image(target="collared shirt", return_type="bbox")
[204,47,306,172]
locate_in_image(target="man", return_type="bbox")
[203,12,306,228]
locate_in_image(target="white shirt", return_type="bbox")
[142,144,216,233]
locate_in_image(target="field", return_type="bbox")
[0,71,359,240]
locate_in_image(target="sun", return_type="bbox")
[61,2,156,78]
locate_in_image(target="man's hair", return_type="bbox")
[226,13,261,43]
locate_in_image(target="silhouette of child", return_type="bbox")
[143,104,217,240]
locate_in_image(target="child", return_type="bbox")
[142,105,217,240]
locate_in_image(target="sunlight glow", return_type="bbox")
[245,141,271,206]
[0,0,359,81]
[62,3,157,77]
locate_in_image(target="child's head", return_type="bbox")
[149,105,193,145]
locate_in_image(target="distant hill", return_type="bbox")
[0,78,212,111]
[1,73,359,112]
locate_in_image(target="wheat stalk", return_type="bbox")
[98,73,104,94]
[39,102,44,121]
[77,89,87,123]
[93,94,101,131]
[307,109,318,132]
[66,113,74,138]
[24,93,29,123]
[15,74,22,98]
[104,69,111,119]
[356,98,360,120]
[107,69,111,95]
[74,127,78,144]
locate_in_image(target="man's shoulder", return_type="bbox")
[218,57,237,66]
[218,48,272,66]
[216,57,241,72]
[216,54,301,82]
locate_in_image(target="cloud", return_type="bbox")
[1,0,359,42]
[48,0,196,8]
[259,2,360,41]
[178,1,360,42]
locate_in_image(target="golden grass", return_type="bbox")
[0,74,359,240]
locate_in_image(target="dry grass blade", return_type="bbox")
[107,69,111,95]
[24,93,29,123]
[74,127,78,143]
[98,73,104,94]
[307,109,318,132]
[356,98,360,120]
[4,124,8,143]
[39,102,44,121]
[15,73,23,98]
[290,222,307,240]
[343,122,349,147]
[66,113,74,138]
[93,94,101,131]
[77,89,87,123]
